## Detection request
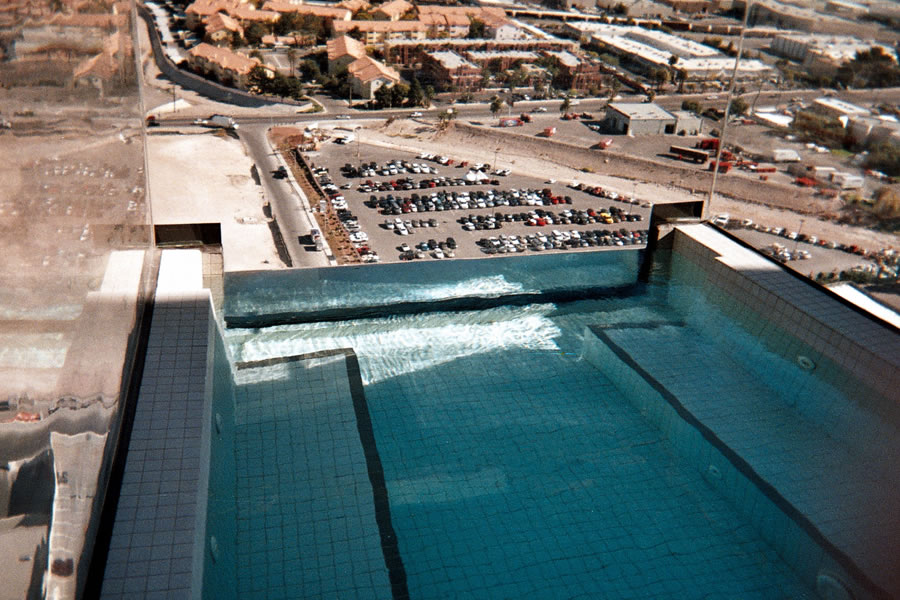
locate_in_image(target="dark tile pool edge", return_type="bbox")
[587,324,892,600]
[344,351,410,600]
[225,284,642,328]
[234,348,410,600]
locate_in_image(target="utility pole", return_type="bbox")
[171,86,177,112]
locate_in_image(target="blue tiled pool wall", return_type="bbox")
[224,352,395,599]
[224,250,644,326]
[201,321,238,598]
[660,244,900,471]
[580,327,861,599]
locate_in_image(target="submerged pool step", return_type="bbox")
[583,322,898,600]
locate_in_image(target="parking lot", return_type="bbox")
[303,142,652,263]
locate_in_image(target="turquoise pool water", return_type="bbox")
[204,250,879,599]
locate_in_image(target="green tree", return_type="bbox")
[300,59,321,82]
[407,78,425,107]
[490,95,504,117]
[681,99,701,113]
[391,82,409,108]
[467,17,485,39]
[836,46,900,89]
[865,142,900,177]
[651,68,669,92]
[668,54,679,68]
[729,97,749,116]
[607,77,622,101]
[244,22,266,46]
[559,94,571,115]
[275,12,301,35]
[373,83,393,108]
[676,68,687,93]
[248,65,273,92]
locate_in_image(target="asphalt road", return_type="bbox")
[238,123,329,267]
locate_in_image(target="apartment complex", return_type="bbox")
[187,42,264,88]
[422,50,481,90]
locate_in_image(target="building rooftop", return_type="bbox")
[373,0,413,19]
[327,34,366,61]
[465,49,539,60]
[426,50,476,69]
[188,42,260,74]
[544,50,580,68]
[333,19,427,33]
[608,102,675,120]
[262,1,352,19]
[347,54,401,83]
[812,97,870,117]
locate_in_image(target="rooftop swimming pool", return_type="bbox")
[204,243,900,600]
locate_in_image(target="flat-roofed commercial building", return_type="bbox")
[771,33,894,77]
[604,102,676,135]
[569,22,772,82]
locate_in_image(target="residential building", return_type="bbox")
[418,11,471,38]
[383,37,578,68]
[327,34,366,73]
[228,5,281,25]
[347,54,401,98]
[332,19,427,44]
[465,50,538,72]
[422,50,481,90]
[339,0,371,13]
[604,102,676,135]
[185,0,245,30]
[543,50,603,91]
[203,12,243,45]
[417,6,511,39]
[262,1,352,21]
[187,42,263,89]
[655,0,715,12]
[261,33,316,47]
[372,0,414,21]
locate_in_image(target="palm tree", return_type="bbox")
[559,94,572,116]
[287,48,298,78]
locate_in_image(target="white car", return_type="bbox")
[336,114,351,120]
[400,243,411,252]
[349,232,368,243]
[410,111,423,118]
[432,248,445,259]
[535,106,547,112]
